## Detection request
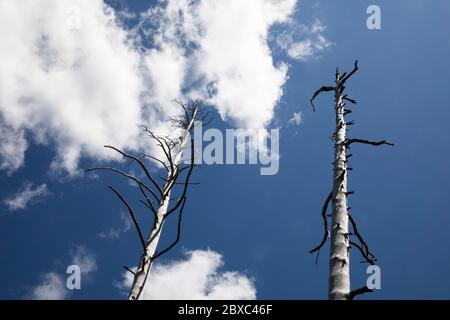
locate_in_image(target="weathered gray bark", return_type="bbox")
[328,70,350,300]
[309,61,393,300]
[87,102,202,301]
[128,107,198,300]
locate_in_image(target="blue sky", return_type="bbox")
[1,0,450,299]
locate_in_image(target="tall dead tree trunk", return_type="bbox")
[309,61,393,300]
[87,101,208,300]
[126,106,198,300]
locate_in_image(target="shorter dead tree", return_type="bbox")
[309,61,393,300]
[87,100,209,300]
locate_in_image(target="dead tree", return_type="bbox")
[87,100,208,300]
[309,61,393,300]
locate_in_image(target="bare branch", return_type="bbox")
[348,214,368,253]
[310,86,335,112]
[96,101,202,301]
[309,192,332,255]
[104,145,163,196]
[172,99,190,128]
[348,285,373,300]
[139,154,169,172]
[139,199,158,222]
[171,99,189,122]
[169,99,203,130]
[151,197,187,261]
[346,138,394,147]
[349,241,376,265]
[168,116,187,129]
[142,127,175,174]
[348,214,377,264]
[137,182,156,210]
[108,186,146,251]
[165,139,196,216]
[340,60,359,84]
[160,137,175,178]
[145,138,196,248]
[308,61,390,300]
[123,266,136,275]
[343,95,357,105]
[86,167,160,203]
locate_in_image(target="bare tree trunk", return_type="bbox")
[309,61,393,300]
[128,108,198,300]
[87,101,204,301]
[328,71,350,300]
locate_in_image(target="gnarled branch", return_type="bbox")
[146,138,196,246]
[310,86,335,112]
[348,214,377,265]
[343,95,357,105]
[151,197,187,262]
[86,167,160,203]
[349,241,376,265]
[123,266,136,275]
[340,60,359,84]
[108,186,146,251]
[104,145,163,196]
[346,138,394,147]
[309,192,333,255]
[348,285,373,300]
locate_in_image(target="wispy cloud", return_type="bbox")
[0,119,28,175]
[98,211,132,240]
[116,249,256,300]
[288,112,304,126]
[29,272,68,300]
[70,246,97,275]
[276,19,331,61]
[4,182,51,211]
[28,246,97,300]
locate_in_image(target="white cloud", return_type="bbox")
[276,19,331,61]
[117,249,256,300]
[0,120,27,175]
[0,0,306,175]
[98,211,131,239]
[288,111,303,126]
[0,0,155,175]
[29,246,97,300]
[141,0,297,130]
[29,272,68,300]
[4,182,51,211]
[70,246,97,275]
[98,228,121,240]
